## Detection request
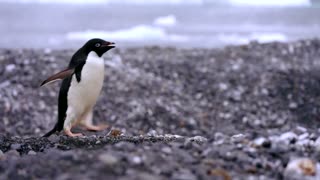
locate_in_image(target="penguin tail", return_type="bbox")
[43,123,61,137]
[43,128,56,137]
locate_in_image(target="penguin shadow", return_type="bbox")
[272,68,320,129]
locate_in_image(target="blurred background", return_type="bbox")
[0,0,319,48]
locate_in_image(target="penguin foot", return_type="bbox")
[84,124,109,131]
[64,129,83,137]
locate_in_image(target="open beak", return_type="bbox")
[102,42,115,48]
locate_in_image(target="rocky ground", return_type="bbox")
[1,39,320,179]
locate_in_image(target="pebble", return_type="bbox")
[172,169,197,180]
[279,132,298,143]
[284,158,316,177]
[231,134,246,143]
[10,143,21,150]
[131,156,142,165]
[5,150,20,157]
[298,133,309,141]
[28,150,37,155]
[99,153,119,166]
[48,134,60,143]
[253,137,268,147]
[5,64,16,72]
[186,136,208,144]
[161,147,172,154]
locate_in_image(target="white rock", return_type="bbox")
[296,126,307,133]
[131,156,142,164]
[231,134,246,143]
[279,131,297,143]
[298,133,309,140]
[253,137,267,147]
[99,154,118,166]
[44,48,52,54]
[161,147,172,154]
[285,158,316,177]
[187,136,208,143]
[28,150,37,155]
[5,64,16,72]
[218,83,228,91]
[296,139,313,149]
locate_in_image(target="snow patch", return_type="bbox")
[66,25,187,42]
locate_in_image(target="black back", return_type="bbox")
[43,38,115,137]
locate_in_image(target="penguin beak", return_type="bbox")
[102,42,115,48]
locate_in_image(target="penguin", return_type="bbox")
[41,38,115,137]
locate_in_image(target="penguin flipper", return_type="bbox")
[40,68,74,87]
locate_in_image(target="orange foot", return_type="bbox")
[84,124,109,131]
[64,128,83,137]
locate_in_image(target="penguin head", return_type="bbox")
[83,38,115,57]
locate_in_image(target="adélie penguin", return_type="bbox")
[41,38,115,137]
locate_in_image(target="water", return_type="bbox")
[0,1,319,49]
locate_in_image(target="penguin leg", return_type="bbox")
[80,109,109,131]
[64,108,83,137]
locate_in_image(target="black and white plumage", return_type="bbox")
[41,38,115,137]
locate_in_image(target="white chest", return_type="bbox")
[67,52,105,112]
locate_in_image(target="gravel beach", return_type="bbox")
[0,39,320,179]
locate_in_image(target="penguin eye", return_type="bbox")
[95,43,101,47]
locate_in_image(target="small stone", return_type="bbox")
[5,150,20,156]
[99,153,118,166]
[253,137,270,147]
[208,168,232,180]
[218,83,228,91]
[108,129,123,137]
[289,102,298,109]
[5,64,16,72]
[231,134,246,143]
[213,132,227,145]
[285,158,316,176]
[10,143,21,150]
[172,169,197,180]
[28,150,37,155]
[48,134,60,143]
[44,48,52,54]
[161,147,172,154]
[298,133,309,141]
[186,136,208,144]
[279,132,297,143]
[147,129,158,136]
[131,156,142,165]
